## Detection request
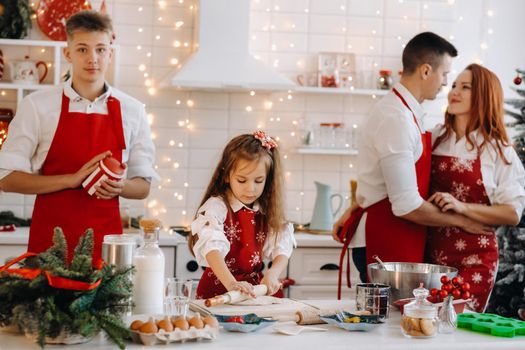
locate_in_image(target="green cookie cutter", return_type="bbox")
[457,313,525,337]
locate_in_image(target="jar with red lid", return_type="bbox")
[377,69,393,90]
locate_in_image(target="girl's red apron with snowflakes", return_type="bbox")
[426,155,498,312]
[196,207,283,299]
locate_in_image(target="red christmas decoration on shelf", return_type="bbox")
[36,0,93,41]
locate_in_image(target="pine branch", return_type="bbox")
[505,109,525,121]
[95,312,130,350]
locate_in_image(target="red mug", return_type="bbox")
[82,156,126,196]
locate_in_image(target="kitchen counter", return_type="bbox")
[0,301,522,350]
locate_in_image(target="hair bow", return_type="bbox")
[253,130,278,150]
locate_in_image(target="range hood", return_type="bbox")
[161,0,295,91]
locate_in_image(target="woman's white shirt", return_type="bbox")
[431,125,525,218]
[190,196,296,267]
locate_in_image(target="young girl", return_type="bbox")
[427,64,525,312]
[189,131,295,299]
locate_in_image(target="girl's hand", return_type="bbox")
[429,192,467,214]
[260,272,282,296]
[227,280,256,298]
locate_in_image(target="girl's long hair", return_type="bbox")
[433,63,510,163]
[188,133,286,254]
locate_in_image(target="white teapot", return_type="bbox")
[9,56,48,84]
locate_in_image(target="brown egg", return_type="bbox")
[203,315,219,328]
[130,319,143,331]
[139,317,158,334]
[172,316,190,330]
[158,316,174,332]
[188,313,204,329]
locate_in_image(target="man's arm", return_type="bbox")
[95,176,151,200]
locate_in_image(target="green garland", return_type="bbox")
[0,228,133,349]
[0,0,33,39]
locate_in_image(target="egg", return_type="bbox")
[188,313,204,329]
[172,316,189,330]
[203,315,219,328]
[130,319,143,331]
[158,316,174,332]
[139,317,158,334]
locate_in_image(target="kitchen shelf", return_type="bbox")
[294,86,389,96]
[296,147,358,155]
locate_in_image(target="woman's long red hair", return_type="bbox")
[434,64,510,163]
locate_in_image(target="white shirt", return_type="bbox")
[351,83,426,247]
[0,80,159,182]
[431,125,525,219]
[190,195,296,267]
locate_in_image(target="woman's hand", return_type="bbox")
[261,271,282,296]
[429,192,468,214]
[227,280,256,298]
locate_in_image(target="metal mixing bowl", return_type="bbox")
[367,262,458,301]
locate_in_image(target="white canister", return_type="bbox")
[82,156,126,196]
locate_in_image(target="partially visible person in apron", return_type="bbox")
[333,32,490,299]
[189,131,295,299]
[426,64,525,312]
[0,11,158,262]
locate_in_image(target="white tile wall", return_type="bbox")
[3,0,520,230]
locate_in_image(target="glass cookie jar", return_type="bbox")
[377,69,393,90]
[401,284,438,338]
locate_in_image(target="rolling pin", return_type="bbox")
[204,284,268,307]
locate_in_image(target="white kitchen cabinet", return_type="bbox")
[287,234,360,300]
[0,38,119,104]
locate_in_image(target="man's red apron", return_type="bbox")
[195,207,283,299]
[337,88,432,298]
[28,93,125,262]
[426,155,498,312]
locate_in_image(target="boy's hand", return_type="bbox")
[69,151,112,189]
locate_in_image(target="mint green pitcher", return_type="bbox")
[310,181,343,231]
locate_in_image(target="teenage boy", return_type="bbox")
[333,32,490,285]
[0,10,158,261]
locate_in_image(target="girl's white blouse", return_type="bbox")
[190,196,296,267]
[431,125,525,218]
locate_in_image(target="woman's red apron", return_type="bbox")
[426,155,498,312]
[195,207,283,299]
[338,88,431,298]
[28,93,125,262]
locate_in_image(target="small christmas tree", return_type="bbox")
[0,228,133,348]
[486,68,525,320]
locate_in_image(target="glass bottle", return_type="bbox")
[377,69,393,90]
[401,284,438,338]
[438,295,457,333]
[132,219,165,315]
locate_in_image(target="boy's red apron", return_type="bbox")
[426,155,497,312]
[196,207,283,299]
[28,93,126,262]
[337,88,431,298]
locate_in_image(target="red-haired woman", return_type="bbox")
[427,64,525,312]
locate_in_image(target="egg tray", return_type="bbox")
[129,325,219,346]
[457,313,525,338]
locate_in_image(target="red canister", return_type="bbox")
[82,156,126,196]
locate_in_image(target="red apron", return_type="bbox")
[338,88,432,298]
[426,155,498,312]
[195,207,283,299]
[28,93,126,262]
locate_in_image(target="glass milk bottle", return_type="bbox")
[132,219,165,315]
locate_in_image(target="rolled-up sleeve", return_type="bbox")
[263,222,296,260]
[0,97,39,180]
[190,197,230,266]
[493,147,525,219]
[126,105,159,181]
[375,112,423,216]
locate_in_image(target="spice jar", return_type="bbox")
[401,284,438,338]
[377,69,393,90]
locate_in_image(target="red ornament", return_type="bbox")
[36,0,92,41]
[514,76,523,85]
[0,49,4,80]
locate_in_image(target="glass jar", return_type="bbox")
[319,123,338,148]
[320,58,339,88]
[132,219,165,315]
[377,69,393,90]
[401,284,438,338]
